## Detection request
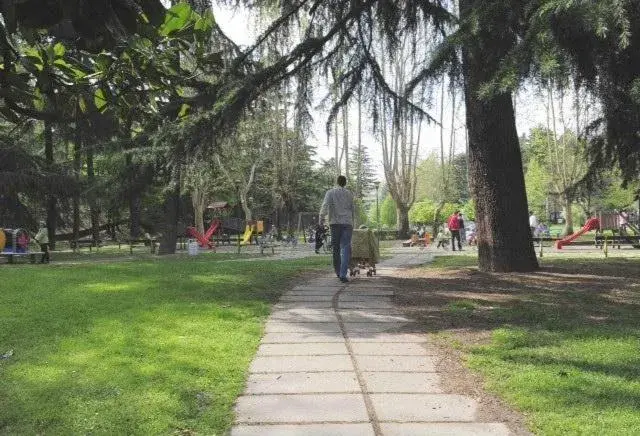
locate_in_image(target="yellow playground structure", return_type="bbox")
[239,220,264,245]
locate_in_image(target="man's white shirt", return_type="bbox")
[319,187,354,225]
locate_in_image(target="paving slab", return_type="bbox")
[341,289,394,296]
[250,355,354,372]
[292,285,344,292]
[245,371,360,394]
[338,295,392,302]
[265,322,341,333]
[234,394,369,423]
[231,423,375,436]
[347,332,427,343]
[261,332,345,343]
[361,372,442,393]
[257,342,348,356]
[273,302,334,309]
[338,310,413,323]
[346,282,395,288]
[350,342,431,356]
[285,289,341,296]
[355,355,436,372]
[371,394,477,422]
[342,322,410,334]
[270,309,338,323]
[380,423,511,436]
[337,301,396,309]
[280,294,335,302]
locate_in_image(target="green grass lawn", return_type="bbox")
[0,255,328,435]
[424,255,640,435]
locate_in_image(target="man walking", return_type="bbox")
[529,211,538,237]
[34,221,50,264]
[447,210,462,251]
[319,175,354,283]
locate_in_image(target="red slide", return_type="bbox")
[556,217,600,249]
[186,219,221,248]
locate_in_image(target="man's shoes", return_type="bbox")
[339,277,349,283]
[315,249,320,254]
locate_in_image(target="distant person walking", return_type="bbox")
[529,211,538,236]
[319,175,355,283]
[447,211,462,251]
[458,213,466,245]
[34,221,50,264]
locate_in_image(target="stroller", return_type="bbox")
[349,228,380,277]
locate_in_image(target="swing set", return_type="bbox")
[186,219,221,249]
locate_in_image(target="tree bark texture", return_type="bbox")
[158,168,181,255]
[86,146,100,243]
[562,194,574,236]
[44,120,57,249]
[396,205,410,239]
[191,188,206,236]
[72,123,82,250]
[460,0,538,272]
[126,154,142,239]
[129,193,142,238]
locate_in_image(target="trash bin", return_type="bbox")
[188,239,199,256]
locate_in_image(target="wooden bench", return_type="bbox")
[117,237,158,254]
[0,252,37,264]
[257,234,280,255]
[595,234,640,249]
[71,238,102,251]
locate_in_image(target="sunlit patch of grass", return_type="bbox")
[0,256,327,435]
[429,254,478,269]
[470,329,640,435]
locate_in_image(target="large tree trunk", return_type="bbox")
[86,146,100,243]
[126,154,142,239]
[460,0,538,272]
[129,193,142,238]
[396,204,410,239]
[44,120,57,249]
[72,123,82,250]
[158,168,181,255]
[433,200,445,238]
[192,189,206,235]
[562,195,574,236]
[158,189,180,254]
[240,191,253,221]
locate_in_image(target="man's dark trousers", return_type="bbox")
[40,243,50,263]
[330,224,353,278]
[451,230,462,251]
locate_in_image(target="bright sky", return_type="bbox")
[211,4,551,180]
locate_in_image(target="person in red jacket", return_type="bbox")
[447,210,463,251]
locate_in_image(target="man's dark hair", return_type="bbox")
[337,175,347,187]
[454,210,460,214]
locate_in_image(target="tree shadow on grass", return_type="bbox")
[392,258,640,336]
[388,257,640,424]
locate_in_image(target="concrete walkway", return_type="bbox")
[231,254,511,436]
